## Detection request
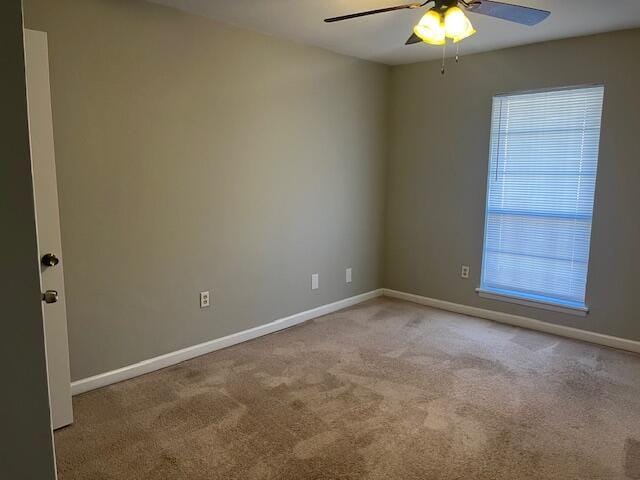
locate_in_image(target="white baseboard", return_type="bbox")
[71,289,384,395]
[72,287,638,396]
[383,289,640,354]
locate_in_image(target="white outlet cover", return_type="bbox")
[461,266,470,279]
[346,268,352,284]
[311,273,319,290]
[200,291,210,308]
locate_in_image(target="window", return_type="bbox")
[479,85,605,314]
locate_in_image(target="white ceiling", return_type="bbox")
[149,0,640,65]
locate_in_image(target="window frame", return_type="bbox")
[477,84,605,316]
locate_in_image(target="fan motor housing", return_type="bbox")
[434,0,460,9]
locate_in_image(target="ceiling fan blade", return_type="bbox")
[324,3,422,23]
[465,0,550,26]
[405,32,422,45]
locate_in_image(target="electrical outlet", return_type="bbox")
[461,265,470,279]
[311,273,319,290]
[346,267,352,284]
[200,291,211,308]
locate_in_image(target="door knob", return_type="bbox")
[41,253,60,267]
[42,290,59,304]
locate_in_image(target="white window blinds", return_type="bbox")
[480,85,605,310]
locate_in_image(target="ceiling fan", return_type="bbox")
[324,0,551,47]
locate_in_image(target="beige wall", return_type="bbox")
[0,0,56,477]
[385,29,640,341]
[23,0,389,380]
[22,0,640,386]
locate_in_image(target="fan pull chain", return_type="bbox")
[455,43,460,63]
[441,43,446,75]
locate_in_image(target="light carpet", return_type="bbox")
[55,298,640,479]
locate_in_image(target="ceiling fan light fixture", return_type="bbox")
[413,10,445,45]
[444,7,467,38]
[325,0,551,50]
[444,6,476,42]
[452,17,476,43]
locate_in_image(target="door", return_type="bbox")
[25,29,74,430]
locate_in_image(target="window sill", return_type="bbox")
[476,288,588,317]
